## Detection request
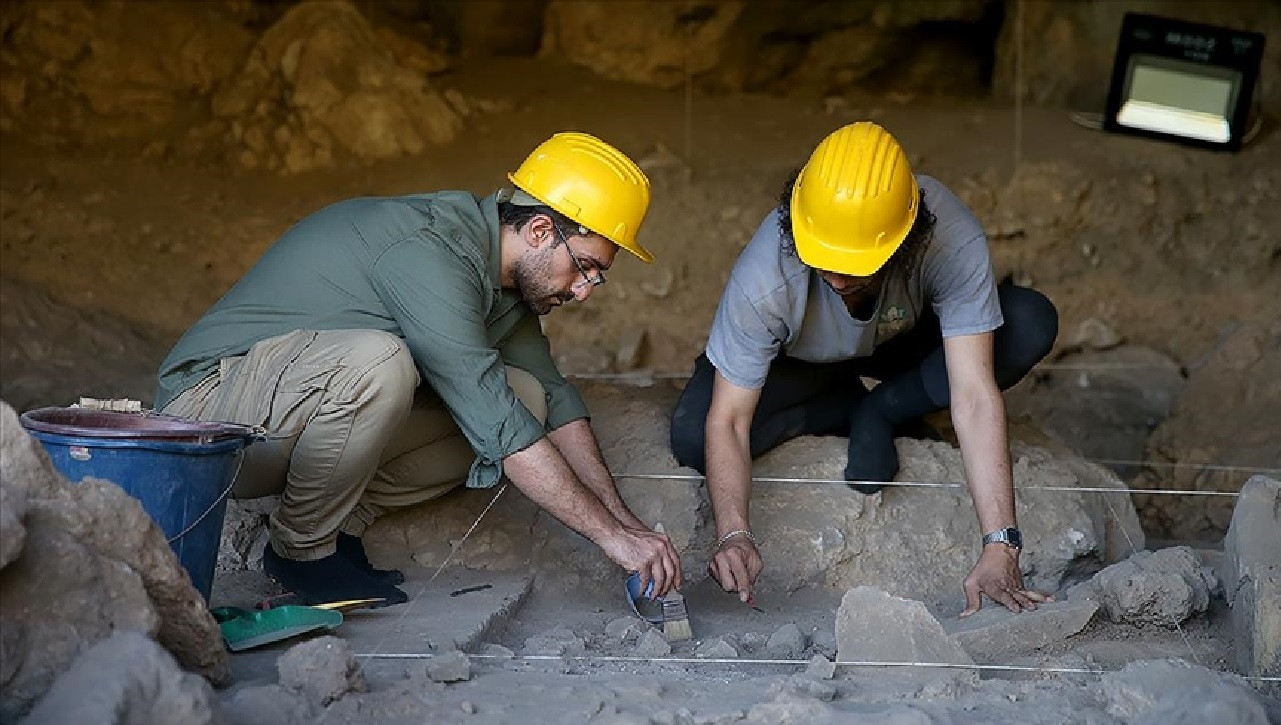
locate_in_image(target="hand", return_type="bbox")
[708,535,763,604]
[599,527,682,598]
[960,544,1053,616]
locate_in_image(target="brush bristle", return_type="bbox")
[660,592,693,642]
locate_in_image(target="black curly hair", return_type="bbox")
[776,167,935,288]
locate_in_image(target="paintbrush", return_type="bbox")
[653,524,693,642]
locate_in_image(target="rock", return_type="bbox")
[634,629,672,658]
[805,654,836,680]
[541,1,744,89]
[605,617,644,643]
[745,692,839,724]
[217,497,274,573]
[522,626,586,657]
[1093,547,1214,627]
[212,1,461,173]
[767,674,836,701]
[614,327,648,371]
[1223,476,1281,689]
[694,637,739,659]
[1071,318,1123,351]
[835,586,973,683]
[0,471,27,567]
[943,598,1099,661]
[765,623,807,659]
[810,628,837,657]
[0,402,227,720]
[220,684,315,725]
[738,631,769,653]
[276,636,365,707]
[22,632,221,725]
[426,649,471,683]
[1100,659,1269,724]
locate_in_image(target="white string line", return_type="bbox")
[616,472,1245,498]
[319,483,508,724]
[352,652,1281,683]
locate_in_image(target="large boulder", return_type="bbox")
[211,0,461,174]
[1223,475,1281,691]
[356,383,1143,606]
[0,401,227,720]
[0,0,252,140]
[22,633,223,725]
[1089,546,1215,627]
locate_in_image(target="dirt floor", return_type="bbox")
[2,56,1279,721]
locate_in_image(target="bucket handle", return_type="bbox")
[167,447,247,545]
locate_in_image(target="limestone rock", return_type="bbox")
[634,629,672,658]
[1093,547,1214,627]
[22,632,222,725]
[220,684,315,725]
[694,637,739,659]
[426,649,471,683]
[835,586,973,683]
[541,1,745,90]
[0,401,227,720]
[0,470,27,568]
[1223,476,1281,688]
[1100,659,1269,724]
[765,623,807,659]
[0,1,251,140]
[276,636,365,707]
[212,0,461,174]
[943,598,1100,661]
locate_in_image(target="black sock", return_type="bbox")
[337,532,405,585]
[264,545,408,608]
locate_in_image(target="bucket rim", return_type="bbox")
[20,406,258,443]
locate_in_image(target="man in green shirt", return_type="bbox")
[158,132,682,607]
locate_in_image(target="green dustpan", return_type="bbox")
[212,605,344,652]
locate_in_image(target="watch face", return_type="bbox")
[1008,528,1023,549]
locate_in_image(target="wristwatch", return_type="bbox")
[982,527,1023,550]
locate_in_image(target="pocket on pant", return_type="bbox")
[268,365,339,439]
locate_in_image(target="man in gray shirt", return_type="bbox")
[160,132,682,606]
[670,123,1057,617]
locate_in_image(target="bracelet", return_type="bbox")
[717,529,757,548]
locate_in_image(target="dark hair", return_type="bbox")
[497,202,581,240]
[776,167,936,286]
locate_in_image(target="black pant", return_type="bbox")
[669,284,1059,473]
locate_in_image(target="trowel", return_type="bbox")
[212,605,344,652]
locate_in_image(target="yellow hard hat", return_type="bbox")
[790,122,919,277]
[509,132,654,263]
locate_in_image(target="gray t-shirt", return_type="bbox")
[706,175,1002,389]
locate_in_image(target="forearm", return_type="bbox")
[951,385,1016,534]
[502,436,625,545]
[705,417,754,537]
[546,418,645,529]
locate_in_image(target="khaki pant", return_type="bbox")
[164,329,546,560]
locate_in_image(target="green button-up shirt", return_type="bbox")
[156,191,589,489]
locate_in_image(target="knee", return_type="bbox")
[998,285,1059,362]
[668,401,707,473]
[505,366,548,424]
[330,330,417,412]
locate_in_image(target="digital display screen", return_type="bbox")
[1116,54,1241,143]
[1127,55,1238,116]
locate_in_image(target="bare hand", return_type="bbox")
[600,527,682,598]
[708,536,763,604]
[960,545,1053,616]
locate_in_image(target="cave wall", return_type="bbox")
[1,0,1275,168]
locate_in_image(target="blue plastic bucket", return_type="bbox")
[19,407,257,601]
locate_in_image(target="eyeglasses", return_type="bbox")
[552,224,606,289]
